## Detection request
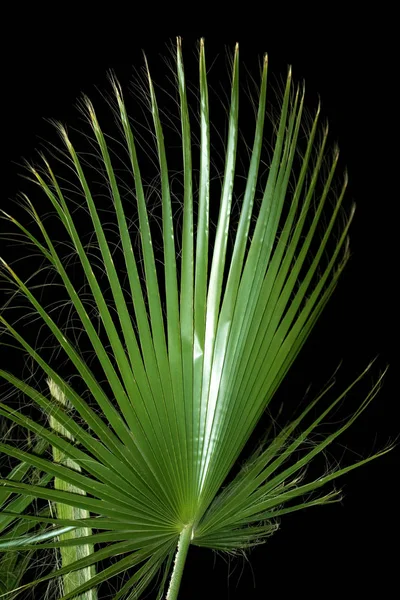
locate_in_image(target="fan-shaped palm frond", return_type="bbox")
[0,38,392,599]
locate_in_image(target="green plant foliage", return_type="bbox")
[0,38,393,599]
[0,436,51,598]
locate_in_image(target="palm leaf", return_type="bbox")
[48,378,97,600]
[0,37,393,599]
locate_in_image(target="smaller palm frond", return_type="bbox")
[0,38,393,599]
[48,378,97,600]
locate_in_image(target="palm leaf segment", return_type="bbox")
[0,38,390,599]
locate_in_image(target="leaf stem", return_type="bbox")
[166,524,192,600]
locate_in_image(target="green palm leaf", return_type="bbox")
[0,37,393,599]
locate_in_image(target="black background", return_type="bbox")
[2,17,398,600]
